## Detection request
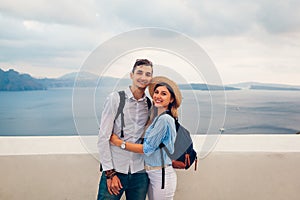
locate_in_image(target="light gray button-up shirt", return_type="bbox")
[97,87,150,174]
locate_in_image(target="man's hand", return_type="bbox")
[107,175,123,195]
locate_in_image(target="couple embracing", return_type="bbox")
[97,59,182,200]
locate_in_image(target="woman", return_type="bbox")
[110,76,182,200]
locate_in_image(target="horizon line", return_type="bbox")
[1,68,300,87]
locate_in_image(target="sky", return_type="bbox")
[0,0,300,85]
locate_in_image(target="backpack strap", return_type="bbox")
[156,113,176,189]
[100,91,125,171]
[114,91,151,139]
[150,112,169,189]
[114,91,126,138]
[159,142,172,158]
[144,96,152,126]
[101,91,147,171]
[155,113,171,190]
[146,96,152,110]
[175,118,180,131]
[159,145,166,189]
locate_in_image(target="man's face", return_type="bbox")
[130,65,153,90]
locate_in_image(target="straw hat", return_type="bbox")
[148,76,182,108]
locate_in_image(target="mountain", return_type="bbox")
[59,71,99,80]
[56,71,131,87]
[250,85,300,91]
[0,69,131,90]
[55,73,238,90]
[227,82,258,89]
[0,69,46,91]
[2,68,300,91]
[39,71,101,88]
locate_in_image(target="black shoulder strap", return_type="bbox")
[115,92,151,139]
[153,112,171,190]
[145,96,152,123]
[160,147,166,189]
[100,91,125,172]
[114,91,126,138]
[159,142,171,157]
[157,113,177,189]
[175,118,180,131]
[146,96,152,110]
[156,112,174,156]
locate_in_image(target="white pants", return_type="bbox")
[147,166,177,200]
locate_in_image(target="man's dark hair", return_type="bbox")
[132,59,153,73]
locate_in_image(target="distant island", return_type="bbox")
[250,85,300,91]
[179,83,240,91]
[0,69,46,91]
[0,69,132,91]
[228,82,300,91]
[1,68,300,91]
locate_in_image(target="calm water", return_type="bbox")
[0,88,299,136]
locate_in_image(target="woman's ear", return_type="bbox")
[170,97,174,104]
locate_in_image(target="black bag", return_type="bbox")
[155,112,198,189]
[160,119,198,170]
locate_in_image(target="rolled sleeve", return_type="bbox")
[143,114,176,167]
[143,115,169,156]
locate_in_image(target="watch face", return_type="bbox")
[121,142,126,149]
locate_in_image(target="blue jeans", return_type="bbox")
[97,171,149,200]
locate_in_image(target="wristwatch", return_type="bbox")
[120,141,126,150]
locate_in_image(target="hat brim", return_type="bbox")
[148,76,182,108]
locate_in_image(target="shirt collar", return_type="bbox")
[125,86,147,101]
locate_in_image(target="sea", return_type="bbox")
[0,87,299,136]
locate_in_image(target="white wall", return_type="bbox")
[1,135,300,200]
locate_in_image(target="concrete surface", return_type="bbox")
[1,135,300,200]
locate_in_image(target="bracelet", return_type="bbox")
[105,169,116,179]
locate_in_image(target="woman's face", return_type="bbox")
[153,85,174,109]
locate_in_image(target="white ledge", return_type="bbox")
[1,134,300,156]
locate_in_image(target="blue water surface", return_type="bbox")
[0,88,299,136]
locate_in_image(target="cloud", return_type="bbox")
[0,0,97,26]
[2,0,299,40]
[0,0,299,84]
[0,10,99,67]
[1,0,300,36]
[257,0,300,33]
[91,0,300,36]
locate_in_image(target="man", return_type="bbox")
[97,59,153,200]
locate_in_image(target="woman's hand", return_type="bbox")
[110,133,122,147]
[110,133,144,154]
